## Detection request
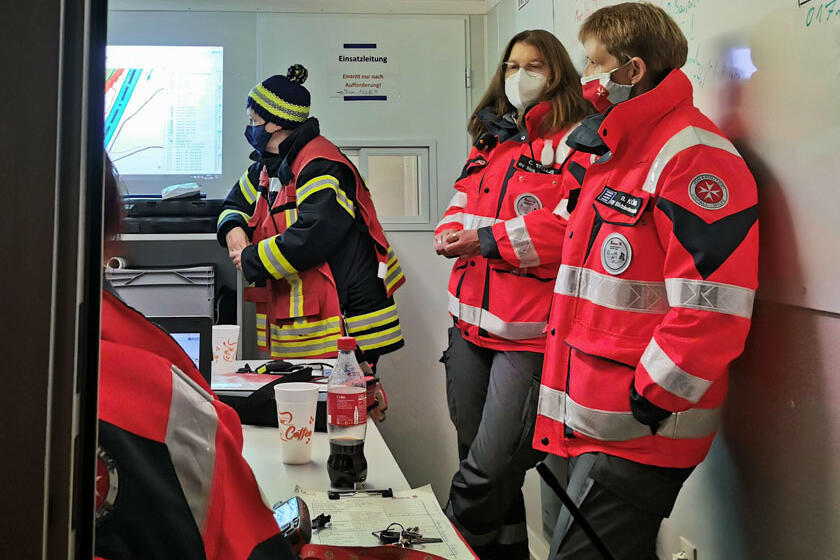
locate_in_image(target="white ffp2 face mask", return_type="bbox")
[505,69,547,111]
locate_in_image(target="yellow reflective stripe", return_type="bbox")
[346,304,399,332]
[272,332,342,349]
[297,175,355,217]
[249,84,309,123]
[239,171,257,204]
[270,316,341,335]
[217,208,251,227]
[334,188,355,217]
[271,325,342,341]
[256,331,267,345]
[255,313,267,328]
[271,343,338,359]
[286,274,305,317]
[385,268,405,293]
[297,175,339,203]
[284,209,298,228]
[257,236,297,279]
[355,324,404,351]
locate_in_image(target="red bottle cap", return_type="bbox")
[337,337,356,351]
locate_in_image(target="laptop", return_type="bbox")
[150,316,213,383]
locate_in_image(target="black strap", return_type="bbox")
[536,461,617,560]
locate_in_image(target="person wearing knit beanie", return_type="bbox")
[218,61,406,368]
[243,64,311,154]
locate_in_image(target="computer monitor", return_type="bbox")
[149,316,213,383]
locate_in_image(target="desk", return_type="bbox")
[241,413,410,503]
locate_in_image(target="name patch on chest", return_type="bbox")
[515,155,561,175]
[595,187,643,217]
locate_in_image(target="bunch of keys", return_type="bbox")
[372,523,443,547]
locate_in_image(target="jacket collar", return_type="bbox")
[522,100,553,139]
[596,70,694,154]
[250,117,321,183]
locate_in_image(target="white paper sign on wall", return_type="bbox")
[331,42,397,101]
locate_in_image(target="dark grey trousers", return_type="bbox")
[442,327,546,560]
[549,453,693,560]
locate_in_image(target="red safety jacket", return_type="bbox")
[96,290,295,560]
[245,136,405,359]
[436,101,591,352]
[533,70,759,468]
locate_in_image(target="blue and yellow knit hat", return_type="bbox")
[246,64,310,129]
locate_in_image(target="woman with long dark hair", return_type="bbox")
[434,30,593,559]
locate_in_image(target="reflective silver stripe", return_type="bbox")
[553,199,570,220]
[271,320,341,339]
[436,212,464,229]
[271,335,340,357]
[346,304,399,331]
[356,324,404,351]
[255,314,266,329]
[538,385,721,441]
[463,213,501,229]
[448,293,546,340]
[504,216,540,268]
[666,278,754,319]
[297,176,339,203]
[643,126,742,194]
[554,265,669,314]
[166,365,218,533]
[448,191,468,209]
[640,338,712,404]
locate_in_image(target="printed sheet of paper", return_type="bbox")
[296,484,477,560]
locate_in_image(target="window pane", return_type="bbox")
[366,154,420,217]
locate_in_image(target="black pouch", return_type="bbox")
[218,366,328,429]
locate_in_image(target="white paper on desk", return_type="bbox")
[296,484,477,560]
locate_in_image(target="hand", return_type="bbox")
[230,247,245,271]
[444,229,481,258]
[434,229,457,258]
[226,227,250,262]
[630,385,672,435]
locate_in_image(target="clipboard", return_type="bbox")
[295,484,478,559]
[328,488,393,500]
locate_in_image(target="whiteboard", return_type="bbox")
[552,0,840,314]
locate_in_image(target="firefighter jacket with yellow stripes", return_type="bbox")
[435,101,591,352]
[533,70,759,469]
[97,289,296,560]
[217,118,405,360]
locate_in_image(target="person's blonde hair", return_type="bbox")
[468,29,592,143]
[579,2,687,84]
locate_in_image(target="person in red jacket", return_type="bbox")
[533,4,759,559]
[434,30,593,559]
[96,159,296,560]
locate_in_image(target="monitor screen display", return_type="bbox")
[105,45,224,176]
[170,332,202,370]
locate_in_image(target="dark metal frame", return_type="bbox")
[0,0,107,557]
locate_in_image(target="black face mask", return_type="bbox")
[244,124,273,154]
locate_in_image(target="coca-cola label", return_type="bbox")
[327,391,367,426]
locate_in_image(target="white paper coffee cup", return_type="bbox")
[212,325,240,376]
[274,382,320,464]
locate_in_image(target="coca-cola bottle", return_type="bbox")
[326,337,368,488]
